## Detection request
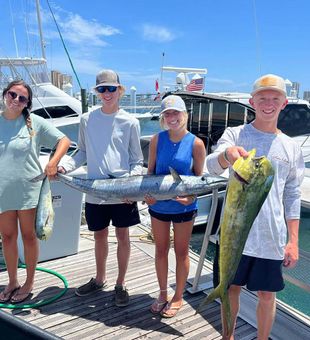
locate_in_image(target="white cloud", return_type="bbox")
[142,24,176,42]
[59,14,121,47]
[28,6,121,48]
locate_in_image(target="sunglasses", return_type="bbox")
[7,90,29,104]
[96,85,118,93]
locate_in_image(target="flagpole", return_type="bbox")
[160,52,165,93]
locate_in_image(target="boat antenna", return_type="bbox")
[160,52,165,93]
[46,0,88,113]
[252,0,262,74]
[9,0,19,57]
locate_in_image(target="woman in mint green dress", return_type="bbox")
[0,80,71,303]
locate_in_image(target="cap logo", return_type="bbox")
[164,98,175,108]
[259,76,279,87]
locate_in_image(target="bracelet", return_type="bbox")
[223,148,230,163]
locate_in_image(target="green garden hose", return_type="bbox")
[0,263,68,309]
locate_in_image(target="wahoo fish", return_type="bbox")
[31,168,227,204]
[35,176,55,241]
[198,149,274,337]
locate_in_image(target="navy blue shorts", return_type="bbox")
[213,243,285,292]
[85,202,140,231]
[149,209,197,223]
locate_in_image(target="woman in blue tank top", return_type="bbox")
[145,95,206,317]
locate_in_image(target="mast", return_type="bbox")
[35,0,46,60]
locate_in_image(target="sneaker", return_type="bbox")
[75,278,107,297]
[114,285,129,307]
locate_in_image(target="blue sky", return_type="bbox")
[1,0,310,96]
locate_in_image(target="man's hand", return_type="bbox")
[283,242,299,268]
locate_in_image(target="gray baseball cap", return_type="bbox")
[95,69,120,88]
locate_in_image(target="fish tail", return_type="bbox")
[196,285,221,313]
[197,286,233,337]
[221,290,233,338]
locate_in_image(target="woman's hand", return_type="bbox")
[44,161,58,180]
[174,195,197,206]
[143,194,157,206]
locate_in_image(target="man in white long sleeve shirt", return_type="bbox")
[206,74,305,340]
[59,69,144,307]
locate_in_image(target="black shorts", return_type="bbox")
[85,202,140,231]
[213,243,285,292]
[148,209,197,223]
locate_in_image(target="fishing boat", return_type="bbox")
[0,2,153,147]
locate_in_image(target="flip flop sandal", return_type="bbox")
[0,286,20,303]
[10,289,32,304]
[150,298,168,314]
[160,301,183,318]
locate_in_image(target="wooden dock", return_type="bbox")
[0,208,309,339]
[0,226,256,338]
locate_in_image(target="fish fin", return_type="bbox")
[30,173,47,182]
[196,285,221,314]
[169,167,182,182]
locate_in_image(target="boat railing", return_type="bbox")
[187,188,225,293]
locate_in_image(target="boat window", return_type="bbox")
[209,100,227,145]
[189,101,201,135]
[200,102,210,134]
[228,103,247,127]
[33,106,79,119]
[278,104,310,137]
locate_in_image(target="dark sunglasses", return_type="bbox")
[96,85,118,93]
[7,90,29,104]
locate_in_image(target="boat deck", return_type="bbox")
[0,209,309,339]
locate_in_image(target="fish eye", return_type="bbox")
[254,161,260,168]
[201,176,206,181]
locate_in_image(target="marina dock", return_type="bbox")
[0,208,309,339]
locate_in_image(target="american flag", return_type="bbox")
[186,77,204,92]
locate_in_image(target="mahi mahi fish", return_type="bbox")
[35,176,55,240]
[31,168,227,204]
[198,149,274,337]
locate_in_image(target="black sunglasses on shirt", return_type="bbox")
[96,85,118,93]
[7,90,29,104]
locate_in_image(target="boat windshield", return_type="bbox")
[278,104,310,137]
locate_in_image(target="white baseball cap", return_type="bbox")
[251,74,287,96]
[161,95,186,113]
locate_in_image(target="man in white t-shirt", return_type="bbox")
[206,74,305,339]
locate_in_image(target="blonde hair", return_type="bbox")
[159,110,188,130]
[118,85,126,98]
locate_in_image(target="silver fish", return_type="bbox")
[35,176,55,240]
[31,168,227,204]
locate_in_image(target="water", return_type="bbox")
[141,118,161,136]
